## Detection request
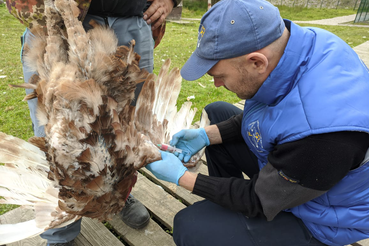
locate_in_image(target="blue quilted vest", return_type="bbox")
[241,20,369,245]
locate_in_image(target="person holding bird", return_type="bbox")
[5,0,177,245]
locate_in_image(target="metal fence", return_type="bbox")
[354,0,369,22]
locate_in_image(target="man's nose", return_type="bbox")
[213,78,224,87]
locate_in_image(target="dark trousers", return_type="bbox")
[173,101,326,246]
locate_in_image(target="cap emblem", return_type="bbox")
[197,25,206,48]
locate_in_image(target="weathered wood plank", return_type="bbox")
[141,168,204,206]
[188,160,209,175]
[74,234,93,246]
[353,41,369,67]
[109,216,175,246]
[233,99,246,110]
[140,162,208,206]
[7,236,46,246]
[130,172,186,230]
[200,153,207,163]
[0,207,124,246]
[350,238,369,246]
[7,238,45,246]
[234,102,244,110]
[77,217,125,246]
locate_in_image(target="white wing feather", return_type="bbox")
[0,220,44,245]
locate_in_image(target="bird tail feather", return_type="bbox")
[184,109,210,169]
[0,132,73,243]
[0,132,49,173]
[133,59,199,145]
[0,220,44,245]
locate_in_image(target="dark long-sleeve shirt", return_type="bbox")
[88,0,147,17]
[193,113,369,220]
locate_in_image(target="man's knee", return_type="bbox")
[204,101,242,124]
[204,101,228,117]
[173,209,188,244]
[173,208,198,245]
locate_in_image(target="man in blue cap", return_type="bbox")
[146,0,369,245]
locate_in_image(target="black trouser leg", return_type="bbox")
[204,101,259,178]
[173,200,326,246]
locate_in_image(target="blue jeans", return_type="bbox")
[173,101,326,246]
[21,15,154,244]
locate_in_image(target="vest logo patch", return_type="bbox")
[247,120,263,152]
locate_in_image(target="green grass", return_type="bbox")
[0,4,34,141]
[0,2,369,216]
[181,1,357,19]
[0,204,18,216]
[298,23,369,48]
[0,4,31,216]
[182,0,208,18]
[277,5,356,20]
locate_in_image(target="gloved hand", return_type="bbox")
[170,128,210,163]
[146,151,188,185]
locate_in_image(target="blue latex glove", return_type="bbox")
[170,128,210,163]
[146,151,188,185]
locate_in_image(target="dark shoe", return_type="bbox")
[119,195,150,229]
[47,240,74,246]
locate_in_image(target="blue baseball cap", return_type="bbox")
[180,0,285,81]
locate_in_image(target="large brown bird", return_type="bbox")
[0,0,208,244]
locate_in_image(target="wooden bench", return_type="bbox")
[0,163,208,246]
[1,100,368,246]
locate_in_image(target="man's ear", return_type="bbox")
[245,53,268,74]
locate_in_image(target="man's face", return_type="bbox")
[207,57,264,100]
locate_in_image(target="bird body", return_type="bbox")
[0,0,204,244]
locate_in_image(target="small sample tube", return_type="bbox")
[157,143,183,153]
